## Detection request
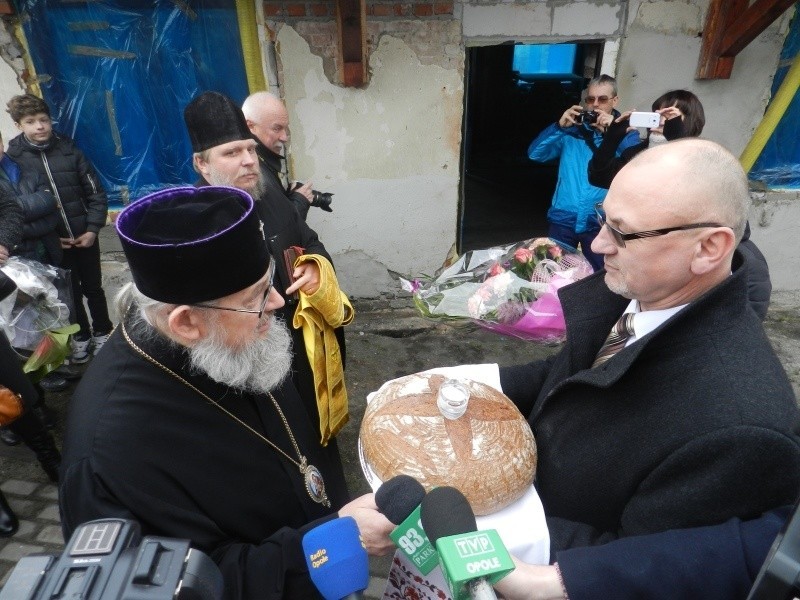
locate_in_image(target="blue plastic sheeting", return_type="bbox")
[749,11,800,189]
[17,0,250,207]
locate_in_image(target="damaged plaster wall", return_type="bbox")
[270,0,797,294]
[276,25,463,297]
[0,20,25,142]
[617,0,791,156]
[616,0,798,289]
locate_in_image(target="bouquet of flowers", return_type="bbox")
[0,257,79,382]
[400,238,593,342]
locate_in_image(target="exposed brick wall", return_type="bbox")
[262,0,454,20]
[263,0,461,86]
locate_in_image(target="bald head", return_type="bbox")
[622,138,750,242]
[242,91,289,155]
[593,138,747,310]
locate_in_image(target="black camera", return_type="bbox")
[0,519,223,600]
[575,110,599,125]
[293,182,334,212]
[311,189,334,212]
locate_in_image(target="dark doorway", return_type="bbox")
[459,42,604,252]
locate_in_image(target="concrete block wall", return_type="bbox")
[263,1,455,19]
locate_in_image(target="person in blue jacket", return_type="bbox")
[528,75,639,271]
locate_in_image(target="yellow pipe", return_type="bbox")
[12,20,43,97]
[235,0,267,93]
[740,50,800,172]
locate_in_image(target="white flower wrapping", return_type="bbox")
[402,238,592,341]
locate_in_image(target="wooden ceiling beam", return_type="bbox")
[697,0,796,80]
[336,0,367,87]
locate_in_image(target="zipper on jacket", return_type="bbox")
[40,152,75,240]
[86,172,98,196]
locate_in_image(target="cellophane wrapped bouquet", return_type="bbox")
[0,257,78,382]
[401,238,593,342]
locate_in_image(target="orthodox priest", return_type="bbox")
[183,91,347,447]
[58,186,393,599]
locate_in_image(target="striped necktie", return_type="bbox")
[592,312,636,368]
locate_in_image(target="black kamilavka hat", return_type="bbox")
[184,91,252,153]
[116,186,270,304]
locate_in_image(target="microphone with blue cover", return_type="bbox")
[420,486,515,600]
[302,516,369,600]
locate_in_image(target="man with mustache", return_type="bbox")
[183,91,347,447]
[58,186,393,599]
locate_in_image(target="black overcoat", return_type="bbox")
[256,142,311,220]
[59,315,349,599]
[500,253,800,557]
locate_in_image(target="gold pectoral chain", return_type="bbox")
[120,322,330,508]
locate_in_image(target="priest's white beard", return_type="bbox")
[188,314,293,394]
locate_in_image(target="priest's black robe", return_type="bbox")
[194,176,346,438]
[59,314,349,599]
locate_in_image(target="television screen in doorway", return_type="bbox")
[512,44,578,80]
[459,41,602,253]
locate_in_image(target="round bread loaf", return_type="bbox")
[359,373,537,515]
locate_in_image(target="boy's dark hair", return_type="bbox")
[7,94,51,123]
[652,89,705,137]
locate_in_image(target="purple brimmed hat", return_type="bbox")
[116,186,270,304]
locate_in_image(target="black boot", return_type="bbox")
[9,407,61,483]
[25,430,61,483]
[0,490,19,537]
[31,401,56,431]
[0,427,20,446]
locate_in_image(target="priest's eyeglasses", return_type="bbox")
[595,203,724,248]
[193,261,276,319]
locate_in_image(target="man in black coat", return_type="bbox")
[183,92,345,443]
[59,186,393,599]
[242,91,332,220]
[498,139,800,568]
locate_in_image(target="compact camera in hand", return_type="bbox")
[575,110,599,125]
[629,111,661,128]
[0,519,223,600]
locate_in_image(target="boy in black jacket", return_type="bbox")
[6,94,112,362]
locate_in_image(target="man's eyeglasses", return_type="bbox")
[585,95,612,104]
[193,260,275,319]
[595,203,725,248]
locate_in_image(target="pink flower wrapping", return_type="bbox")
[400,238,593,342]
